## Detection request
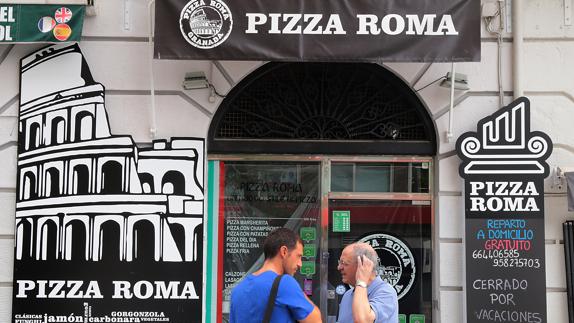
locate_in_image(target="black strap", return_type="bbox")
[263,274,283,323]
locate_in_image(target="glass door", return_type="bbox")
[327,199,432,322]
[216,161,322,322]
[326,160,433,323]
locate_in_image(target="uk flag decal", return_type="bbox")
[54,7,72,24]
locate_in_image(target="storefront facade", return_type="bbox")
[0,0,572,322]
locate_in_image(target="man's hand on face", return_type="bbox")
[355,255,374,284]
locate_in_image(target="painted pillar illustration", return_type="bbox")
[457,97,552,323]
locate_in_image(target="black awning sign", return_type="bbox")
[155,0,480,62]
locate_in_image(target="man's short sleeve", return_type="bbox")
[275,275,315,321]
[369,283,398,322]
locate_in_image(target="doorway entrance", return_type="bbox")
[206,62,436,323]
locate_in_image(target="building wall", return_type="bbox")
[0,0,573,322]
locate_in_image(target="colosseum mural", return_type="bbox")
[13,43,204,322]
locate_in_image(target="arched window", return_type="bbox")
[73,164,90,195]
[101,161,123,194]
[99,221,121,262]
[74,111,94,142]
[65,220,87,261]
[28,122,41,150]
[161,170,185,195]
[51,116,66,145]
[208,63,436,155]
[138,172,155,194]
[22,171,37,200]
[133,220,155,261]
[16,219,33,260]
[45,167,60,197]
[40,220,58,260]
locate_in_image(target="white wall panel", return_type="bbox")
[82,0,150,38]
[439,243,463,287]
[383,62,428,86]
[438,155,463,192]
[524,0,574,38]
[528,96,574,147]
[0,117,18,147]
[0,193,15,236]
[155,96,212,140]
[546,292,569,323]
[0,100,19,117]
[0,45,42,108]
[218,61,265,85]
[417,42,513,117]
[105,94,211,143]
[439,291,463,323]
[0,146,17,189]
[435,96,501,155]
[438,195,464,239]
[544,148,574,193]
[0,240,13,282]
[523,42,574,94]
[0,287,11,323]
[544,195,573,240]
[545,244,566,289]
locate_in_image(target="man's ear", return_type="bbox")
[279,245,288,258]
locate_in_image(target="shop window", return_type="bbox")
[213,159,433,322]
[331,162,430,193]
[208,62,436,155]
[217,162,321,320]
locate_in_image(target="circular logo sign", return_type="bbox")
[179,0,233,49]
[358,233,416,300]
[53,24,72,41]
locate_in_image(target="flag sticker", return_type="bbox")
[53,24,71,41]
[55,7,72,24]
[38,17,56,33]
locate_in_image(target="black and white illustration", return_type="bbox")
[457,97,552,177]
[456,97,552,323]
[13,44,204,323]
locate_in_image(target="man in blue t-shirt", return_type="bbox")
[230,228,322,323]
[337,243,398,323]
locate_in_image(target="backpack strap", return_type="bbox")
[262,274,284,323]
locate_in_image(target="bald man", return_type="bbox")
[336,242,398,323]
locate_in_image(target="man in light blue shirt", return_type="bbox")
[337,243,398,323]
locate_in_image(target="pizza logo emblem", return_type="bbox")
[359,233,416,300]
[179,0,233,49]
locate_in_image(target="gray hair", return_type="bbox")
[351,242,379,275]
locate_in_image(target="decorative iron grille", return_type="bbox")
[209,63,436,155]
